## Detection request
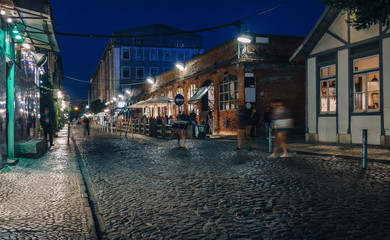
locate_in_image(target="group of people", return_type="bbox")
[236,99,293,158]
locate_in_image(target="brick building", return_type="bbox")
[131,34,305,135]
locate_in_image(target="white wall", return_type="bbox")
[318,117,337,142]
[113,47,121,97]
[383,37,390,136]
[337,49,349,134]
[307,57,317,133]
[351,115,381,144]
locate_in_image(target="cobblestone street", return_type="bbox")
[73,126,390,239]
[0,127,96,239]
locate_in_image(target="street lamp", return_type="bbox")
[175,62,185,71]
[86,105,89,109]
[74,107,79,111]
[147,77,154,84]
[237,33,252,43]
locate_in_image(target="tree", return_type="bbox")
[89,99,105,114]
[321,0,390,30]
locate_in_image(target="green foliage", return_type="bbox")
[321,0,390,30]
[89,99,105,114]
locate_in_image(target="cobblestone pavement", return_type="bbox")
[73,126,390,240]
[0,127,95,239]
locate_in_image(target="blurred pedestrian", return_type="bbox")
[263,106,272,139]
[235,105,253,151]
[189,109,197,124]
[270,100,293,158]
[177,111,190,148]
[83,117,90,136]
[41,107,54,146]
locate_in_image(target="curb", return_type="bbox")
[294,150,390,165]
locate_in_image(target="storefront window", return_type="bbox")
[187,84,197,112]
[319,64,336,113]
[219,75,238,110]
[353,55,380,112]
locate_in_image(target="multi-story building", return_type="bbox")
[89,24,203,104]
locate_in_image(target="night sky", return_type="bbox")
[51,0,325,103]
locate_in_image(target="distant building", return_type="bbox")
[89,24,203,104]
[291,8,390,146]
[130,34,305,135]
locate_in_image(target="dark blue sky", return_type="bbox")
[51,0,325,103]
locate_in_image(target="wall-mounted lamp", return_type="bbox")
[237,33,252,43]
[147,77,154,84]
[175,62,185,71]
[1,9,6,15]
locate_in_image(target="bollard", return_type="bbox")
[362,129,367,169]
[67,122,70,145]
[268,126,273,153]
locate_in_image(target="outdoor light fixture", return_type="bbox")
[22,43,30,49]
[176,62,185,71]
[14,34,23,40]
[125,89,131,95]
[118,94,124,99]
[237,33,252,43]
[12,27,19,34]
[371,75,378,82]
[147,78,154,84]
[74,107,79,111]
[7,18,12,23]
[113,97,117,101]
[86,105,89,109]
[57,91,63,98]
[1,9,5,15]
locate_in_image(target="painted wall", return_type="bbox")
[318,117,337,142]
[383,37,390,136]
[351,115,381,144]
[337,49,349,134]
[307,57,317,134]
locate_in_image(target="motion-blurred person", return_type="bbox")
[41,108,54,146]
[235,105,253,151]
[83,117,90,136]
[189,109,197,124]
[270,100,293,158]
[263,106,272,139]
[249,108,258,137]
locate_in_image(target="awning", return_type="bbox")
[0,2,59,52]
[127,96,173,108]
[188,86,211,103]
[127,100,148,108]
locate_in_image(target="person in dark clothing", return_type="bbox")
[41,108,54,146]
[189,109,197,124]
[83,117,90,136]
[263,106,272,139]
[235,105,253,151]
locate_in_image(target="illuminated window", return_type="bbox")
[353,55,380,112]
[176,87,184,96]
[187,84,197,112]
[319,64,336,113]
[219,75,238,110]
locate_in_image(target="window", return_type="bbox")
[187,84,197,112]
[319,64,336,113]
[176,87,184,96]
[191,50,198,58]
[353,55,380,112]
[136,48,144,60]
[219,75,238,110]
[122,66,130,78]
[164,49,171,61]
[136,67,144,79]
[150,49,158,61]
[177,50,185,61]
[150,67,158,77]
[122,48,130,59]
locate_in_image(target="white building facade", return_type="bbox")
[291,8,390,146]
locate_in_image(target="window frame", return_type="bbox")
[187,84,197,112]
[352,54,380,113]
[121,47,130,60]
[150,67,158,78]
[121,66,130,79]
[163,49,171,61]
[136,66,145,79]
[319,64,336,114]
[136,48,144,60]
[219,75,238,111]
[150,48,158,61]
[177,49,185,61]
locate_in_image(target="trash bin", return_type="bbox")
[194,125,206,139]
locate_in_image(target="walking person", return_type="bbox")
[41,107,54,147]
[235,105,253,151]
[83,117,90,136]
[270,100,293,158]
[249,108,258,137]
[263,106,272,139]
[177,111,190,148]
